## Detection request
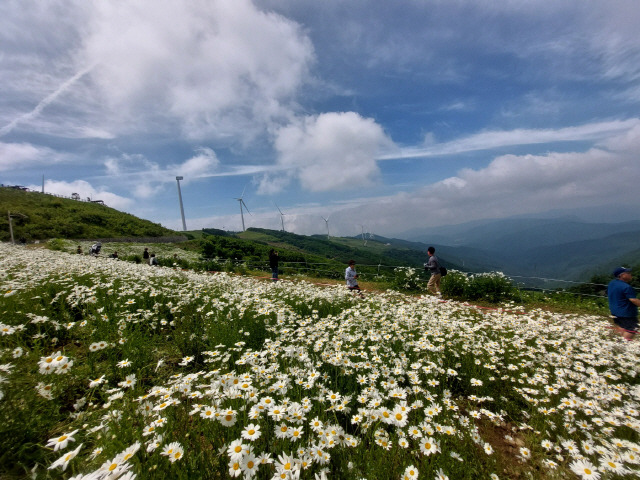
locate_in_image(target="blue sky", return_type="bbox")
[1,0,640,237]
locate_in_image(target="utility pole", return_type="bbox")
[7,211,27,244]
[176,176,187,231]
[8,211,14,244]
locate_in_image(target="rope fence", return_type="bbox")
[196,256,609,301]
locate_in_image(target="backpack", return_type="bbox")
[439,266,447,277]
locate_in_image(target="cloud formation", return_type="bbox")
[339,124,640,235]
[260,112,393,193]
[191,121,640,236]
[381,119,640,160]
[75,0,314,143]
[0,142,67,172]
[28,179,132,211]
[100,148,221,200]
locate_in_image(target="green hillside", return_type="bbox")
[0,187,178,241]
[236,228,453,269]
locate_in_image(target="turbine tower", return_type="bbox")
[175,176,187,231]
[234,187,251,231]
[321,215,330,240]
[359,224,367,246]
[275,203,286,232]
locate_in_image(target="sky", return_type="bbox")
[2,0,640,238]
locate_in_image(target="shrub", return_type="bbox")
[46,238,65,251]
[440,270,469,298]
[391,266,425,292]
[466,272,515,303]
[441,270,515,303]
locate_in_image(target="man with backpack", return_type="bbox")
[425,246,443,295]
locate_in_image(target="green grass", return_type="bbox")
[0,187,178,241]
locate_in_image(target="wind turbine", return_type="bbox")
[274,202,286,232]
[359,225,368,246]
[321,215,330,240]
[234,187,251,231]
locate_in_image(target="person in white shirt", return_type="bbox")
[345,260,363,295]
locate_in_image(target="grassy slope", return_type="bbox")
[238,228,461,270]
[0,187,178,241]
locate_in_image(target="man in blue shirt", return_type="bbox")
[608,267,640,340]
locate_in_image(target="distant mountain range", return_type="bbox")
[400,216,640,286]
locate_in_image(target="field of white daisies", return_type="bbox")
[1,243,640,480]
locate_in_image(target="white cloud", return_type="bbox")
[73,0,314,143]
[30,179,132,210]
[190,122,640,236]
[0,142,65,171]
[100,148,220,199]
[264,112,393,193]
[173,148,219,179]
[382,119,640,159]
[341,131,640,235]
[0,64,95,137]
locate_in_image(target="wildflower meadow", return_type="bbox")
[1,243,639,479]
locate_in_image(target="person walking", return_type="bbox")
[608,267,640,340]
[424,246,442,295]
[269,249,279,282]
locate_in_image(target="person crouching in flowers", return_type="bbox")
[345,260,363,296]
[608,267,640,340]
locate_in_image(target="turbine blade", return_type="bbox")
[242,199,252,215]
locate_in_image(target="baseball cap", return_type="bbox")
[613,267,632,277]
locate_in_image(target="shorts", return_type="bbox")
[613,316,638,332]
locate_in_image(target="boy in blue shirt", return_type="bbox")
[608,267,640,340]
